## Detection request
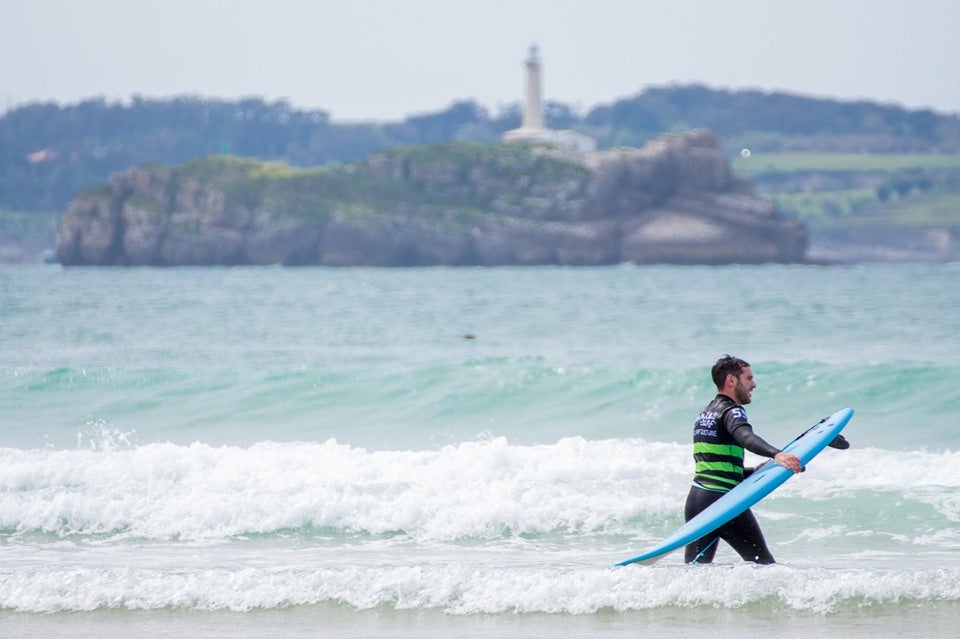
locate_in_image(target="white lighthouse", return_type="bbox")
[520,45,545,130]
[503,45,596,153]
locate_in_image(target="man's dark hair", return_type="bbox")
[711,354,750,389]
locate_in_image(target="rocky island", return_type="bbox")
[55,130,807,266]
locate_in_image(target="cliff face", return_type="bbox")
[55,130,807,266]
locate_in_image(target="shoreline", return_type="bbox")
[4,602,960,639]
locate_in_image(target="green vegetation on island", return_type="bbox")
[154,143,590,225]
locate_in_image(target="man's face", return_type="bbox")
[732,366,756,405]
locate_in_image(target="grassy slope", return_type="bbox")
[731,152,960,234]
[733,152,960,174]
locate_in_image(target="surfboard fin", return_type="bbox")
[828,434,850,449]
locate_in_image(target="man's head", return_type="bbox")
[711,354,755,405]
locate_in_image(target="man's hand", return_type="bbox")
[774,451,804,473]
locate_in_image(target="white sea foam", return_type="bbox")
[2,562,959,614]
[3,435,958,616]
[0,437,678,540]
[1,438,957,542]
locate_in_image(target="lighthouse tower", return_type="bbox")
[502,45,596,153]
[520,45,545,131]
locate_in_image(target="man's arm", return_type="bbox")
[729,422,804,474]
[729,422,780,458]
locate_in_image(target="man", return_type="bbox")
[684,355,803,564]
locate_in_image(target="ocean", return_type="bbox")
[1,264,958,638]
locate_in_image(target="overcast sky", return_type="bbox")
[2,0,958,121]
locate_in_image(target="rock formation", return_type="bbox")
[55,130,807,266]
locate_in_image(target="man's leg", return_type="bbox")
[717,508,776,564]
[684,486,723,564]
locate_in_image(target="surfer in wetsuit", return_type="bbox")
[684,355,803,564]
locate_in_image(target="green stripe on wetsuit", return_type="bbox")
[694,442,744,490]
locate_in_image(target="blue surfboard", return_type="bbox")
[616,407,854,566]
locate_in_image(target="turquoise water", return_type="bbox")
[1,264,959,636]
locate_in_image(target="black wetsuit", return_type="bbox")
[684,395,782,564]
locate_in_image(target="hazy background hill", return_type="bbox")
[3,84,960,262]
